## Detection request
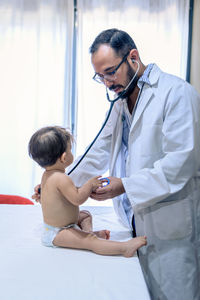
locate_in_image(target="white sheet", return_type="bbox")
[0,205,150,300]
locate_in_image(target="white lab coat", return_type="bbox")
[69,64,200,300]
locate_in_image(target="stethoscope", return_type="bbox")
[67,60,140,180]
[37,61,140,194]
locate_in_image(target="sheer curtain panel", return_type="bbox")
[0,0,74,198]
[76,0,189,155]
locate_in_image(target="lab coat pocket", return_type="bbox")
[152,197,192,240]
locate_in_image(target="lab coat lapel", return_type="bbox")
[131,64,160,131]
[130,86,154,130]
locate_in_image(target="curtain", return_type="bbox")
[0,0,190,201]
[76,0,189,205]
[191,0,200,94]
[0,0,74,198]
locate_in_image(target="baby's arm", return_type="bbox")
[57,174,102,206]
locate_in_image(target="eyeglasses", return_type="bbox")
[93,52,129,84]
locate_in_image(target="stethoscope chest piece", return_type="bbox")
[100,177,110,187]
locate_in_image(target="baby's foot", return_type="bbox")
[94,230,110,240]
[123,236,147,258]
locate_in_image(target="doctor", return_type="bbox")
[68,29,200,300]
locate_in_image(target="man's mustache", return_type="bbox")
[109,84,124,91]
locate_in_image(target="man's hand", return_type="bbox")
[31,184,41,203]
[90,176,125,200]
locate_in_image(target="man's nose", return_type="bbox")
[103,78,114,88]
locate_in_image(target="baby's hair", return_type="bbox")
[28,126,73,168]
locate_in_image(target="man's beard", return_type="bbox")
[108,62,139,99]
[119,62,139,99]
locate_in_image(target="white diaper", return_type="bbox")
[42,223,79,247]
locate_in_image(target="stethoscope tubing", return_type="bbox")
[67,100,116,175]
[37,103,115,195]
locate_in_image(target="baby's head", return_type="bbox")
[28,126,73,168]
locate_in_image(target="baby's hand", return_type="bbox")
[90,176,103,192]
[32,184,41,203]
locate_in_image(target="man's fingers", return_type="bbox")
[90,192,111,200]
[96,185,111,194]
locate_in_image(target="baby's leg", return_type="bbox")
[78,210,93,232]
[78,210,110,240]
[53,227,147,257]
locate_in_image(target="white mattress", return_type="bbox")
[0,204,150,300]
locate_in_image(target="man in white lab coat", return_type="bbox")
[68,29,200,300]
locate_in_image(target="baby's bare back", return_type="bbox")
[41,172,79,227]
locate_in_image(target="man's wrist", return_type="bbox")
[118,178,125,195]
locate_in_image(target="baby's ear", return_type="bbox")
[60,152,66,163]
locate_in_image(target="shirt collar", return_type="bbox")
[137,63,154,89]
[123,63,154,119]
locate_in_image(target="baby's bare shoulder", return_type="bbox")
[44,172,72,187]
[55,172,74,186]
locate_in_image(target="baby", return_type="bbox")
[28,126,146,257]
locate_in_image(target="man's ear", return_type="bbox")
[60,152,66,163]
[129,49,139,62]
